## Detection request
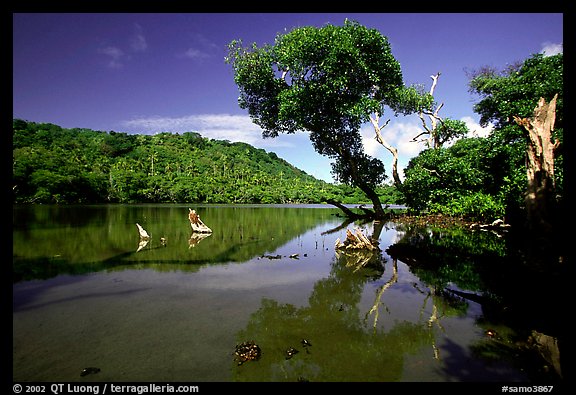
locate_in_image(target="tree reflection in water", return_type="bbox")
[233,219,564,382]
[232,221,467,382]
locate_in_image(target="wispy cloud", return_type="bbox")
[541,42,563,57]
[97,46,126,69]
[97,23,147,68]
[130,23,148,52]
[120,113,295,148]
[178,33,221,61]
[180,48,211,60]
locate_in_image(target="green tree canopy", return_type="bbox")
[469,53,563,231]
[226,20,428,218]
[468,53,563,143]
[402,53,563,225]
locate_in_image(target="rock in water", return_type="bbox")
[80,367,100,377]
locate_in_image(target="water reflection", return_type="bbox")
[12,205,564,382]
[231,248,500,381]
[233,252,429,382]
[13,204,339,282]
[386,221,565,381]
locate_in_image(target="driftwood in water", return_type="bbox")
[136,239,149,252]
[188,208,212,233]
[336,249,379,272]
[135,223,150,252]
[335,227,379,251]
[136,223,150,239]
[335,227,384,273]
[469,218,511,233]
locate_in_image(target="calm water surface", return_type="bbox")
[12,204,557,382]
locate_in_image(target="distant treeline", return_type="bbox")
[12,119,402,205]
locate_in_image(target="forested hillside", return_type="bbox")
[12,120,401,205]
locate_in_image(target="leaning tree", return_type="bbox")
[225,20,431,219]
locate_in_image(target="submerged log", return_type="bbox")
[326,199,368,219]
[188,208,212,233]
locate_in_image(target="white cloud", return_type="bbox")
[120,113,295,148]
[461,115,493,138]
[366,117,428,158]
[359,115,494,181]
[360,125,382,157]
[359,116,427,181]
[541,42,563,57]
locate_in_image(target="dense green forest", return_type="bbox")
[12,119,401,205]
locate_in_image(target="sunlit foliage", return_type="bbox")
[12,120,402,205]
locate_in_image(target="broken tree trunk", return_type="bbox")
[188,208,213,233]
[513,94,560,233]
[136,223,150,239]
[335,227,380,251]
[135,223,150,252]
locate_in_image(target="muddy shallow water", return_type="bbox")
[12,204,563,382]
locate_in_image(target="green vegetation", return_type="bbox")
[12,119,400,205]
[226,20,430,219]
[226,20,563,227]
[402,53,563,224]
[14,41,563,228]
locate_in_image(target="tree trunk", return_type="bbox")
[513,94,559,233]
[358,183,386,219]
[333,144,387,220]
[325,199,366,220]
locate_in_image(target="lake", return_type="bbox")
[12,204,564,382]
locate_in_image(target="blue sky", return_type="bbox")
[12,13,563,183]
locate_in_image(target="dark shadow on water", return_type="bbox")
[13,283,151,313]
[439,337,529,382]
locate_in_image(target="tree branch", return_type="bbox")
[429,72,441,95]
[369,114,401,186]
[422,167,442,178]
[415,73,446,148]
